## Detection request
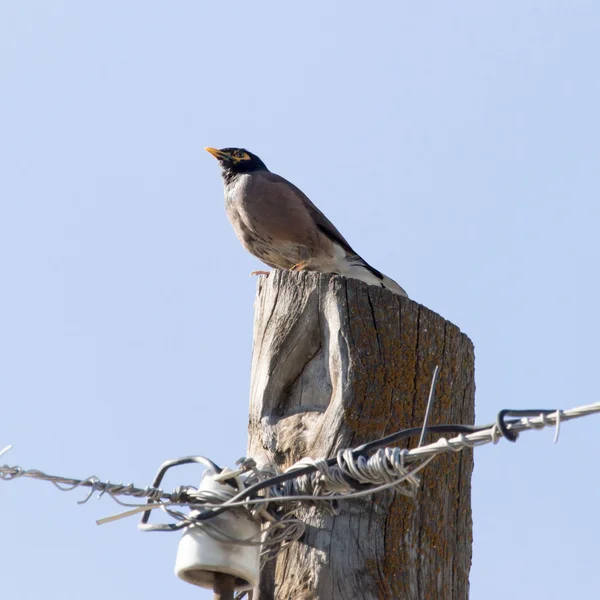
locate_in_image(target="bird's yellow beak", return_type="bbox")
[205,147,227,160]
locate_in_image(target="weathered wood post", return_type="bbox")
[248,271,475,600]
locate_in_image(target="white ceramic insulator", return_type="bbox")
[174,472,261,591]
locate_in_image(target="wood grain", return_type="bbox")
[248,270,475,600]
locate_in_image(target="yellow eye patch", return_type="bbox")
[231,151,250,163]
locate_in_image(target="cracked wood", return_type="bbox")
[248,270,475,600]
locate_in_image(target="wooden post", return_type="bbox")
[213,572,236,600]
[248,271,475,600]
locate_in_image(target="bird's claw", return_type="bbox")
[290,261,309,272]
[250,270,270,277]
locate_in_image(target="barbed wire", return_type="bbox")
[0,447,190,507]
[2,400,599,562]
[3,402,599,513]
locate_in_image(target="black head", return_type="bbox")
[205,147,268,183]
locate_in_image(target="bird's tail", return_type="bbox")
[379,272,409,297]
[342,256,408,297]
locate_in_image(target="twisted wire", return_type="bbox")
[182,403,600,515]
[1,401,599,533]
[0,462,174,506]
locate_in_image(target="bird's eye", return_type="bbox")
[234,150,246,158]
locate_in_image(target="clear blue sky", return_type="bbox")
[1,2,598,598]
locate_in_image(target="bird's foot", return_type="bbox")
[290,261,309,272]
[250,270,270,277]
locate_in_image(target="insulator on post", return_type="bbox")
[174,472,260,591]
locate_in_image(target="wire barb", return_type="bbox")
[419,365,440,447]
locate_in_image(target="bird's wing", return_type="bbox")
[261,172,358,256]
[260,172,388,281]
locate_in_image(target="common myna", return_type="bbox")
[205,147,408,297]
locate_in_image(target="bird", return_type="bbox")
[205,146,408,297]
